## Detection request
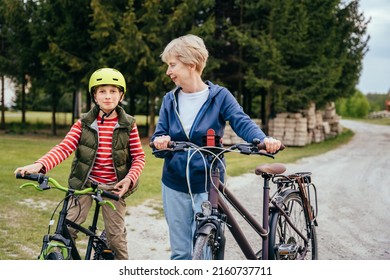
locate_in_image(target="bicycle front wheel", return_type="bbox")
[192,226,224,260]
[268,191,318,260]
[45,251,65,260]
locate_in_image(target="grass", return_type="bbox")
[355,117,390,126]
[1,111,388,259]
[0,125,355,260]
[224,127,354,176]
[5,110,390,126]
[3,111,155,138]
[5,111,71,124]
[3,111,154,126]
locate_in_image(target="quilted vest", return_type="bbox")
[68,105,136,197]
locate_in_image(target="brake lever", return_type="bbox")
[19,182,43,191]
[235,141,276,158]
[92,192,117,210]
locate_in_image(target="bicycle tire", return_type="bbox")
[45,251,65,260]
[192,226,224,260]
[268,191,318,260]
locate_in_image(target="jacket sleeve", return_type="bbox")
[220,88,267,143]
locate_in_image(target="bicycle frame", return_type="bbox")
[206,165,269,260]
[39,187,113,260]
[67,201,106,260]
[39,188,78,260]
[205,165,314,260]
[151,133,317,260]
[16,173,117,260]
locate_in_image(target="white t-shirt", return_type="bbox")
[178,88,209,135]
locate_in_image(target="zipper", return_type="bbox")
[112,122,121,181]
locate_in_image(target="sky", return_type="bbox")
[3,0,389,107]
[357,0,390,94]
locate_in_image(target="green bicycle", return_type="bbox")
[16,173,119,260]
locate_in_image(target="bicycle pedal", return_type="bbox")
[102,249,115,260]
[278,244,298,258]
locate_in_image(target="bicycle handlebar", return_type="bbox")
[15,172,45,182]
[149,139,284,159]
[15,173,120,202]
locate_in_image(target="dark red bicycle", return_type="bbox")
[151,129,318,260]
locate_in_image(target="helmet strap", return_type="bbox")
[99,108,116,124]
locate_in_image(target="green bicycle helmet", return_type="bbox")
[89,68,126,94]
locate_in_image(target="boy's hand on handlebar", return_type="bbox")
[153,135,171,150]
[113,177,132,198]
[262,137,284,154]
[14,163,44,177]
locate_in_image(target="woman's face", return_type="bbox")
[94,85,123,113]
[165,56,193,88]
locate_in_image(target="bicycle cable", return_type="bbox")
[185,146,208,210]
[47,194,72,234]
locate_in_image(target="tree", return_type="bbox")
[335,89,370,117]
[0,0,40,126]
[331,0,370,102]
[225,0,369,129]
[1,0,370,137]
[34,0,93,135]
[366,93,387,112]
[0,5,6,129]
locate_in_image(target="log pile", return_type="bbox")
[368,110,390,119]
[222,102,343,147]
[222,119,262,145]
[268,102,342,146]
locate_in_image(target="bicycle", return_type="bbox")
[15,172,119,260]
[151,129,318,260]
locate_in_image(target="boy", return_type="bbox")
[15,68,146,259]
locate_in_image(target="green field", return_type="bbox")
[0,127,356,260]
[3,111,153,126]
[3,111,388,259]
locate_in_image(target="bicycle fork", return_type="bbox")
[39,192,76,260]
[194,167,226,259]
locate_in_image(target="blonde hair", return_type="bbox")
[161,34,209,74]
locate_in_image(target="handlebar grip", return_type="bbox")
[101,190,120,201]
[149,141,175,149]
[257,142,286,152]
[257,143,266,150]
[15,172,46,183]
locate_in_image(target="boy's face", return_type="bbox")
[94,85,124,113]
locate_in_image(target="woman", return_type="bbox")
[151,34,282,260]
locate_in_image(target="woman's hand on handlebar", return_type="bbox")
[14,163,44,177]
[152,135,171,150]
[261,137,284,154]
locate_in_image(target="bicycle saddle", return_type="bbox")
[255,163,286,175]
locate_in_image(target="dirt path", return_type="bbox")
[125,120,390,260]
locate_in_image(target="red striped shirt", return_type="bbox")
[36,116,145,186]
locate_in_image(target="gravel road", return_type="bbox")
[125,120,390,260]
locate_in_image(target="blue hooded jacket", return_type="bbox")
[151,81,267,193]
